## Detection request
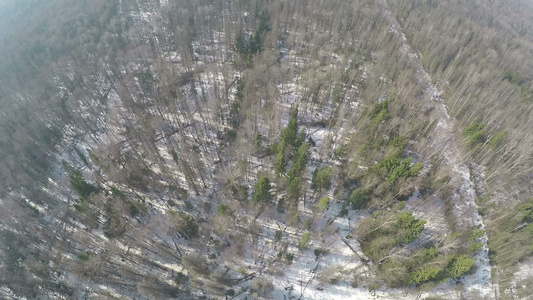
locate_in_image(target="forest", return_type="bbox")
[2,0,533,299]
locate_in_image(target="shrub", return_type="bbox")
[276,197,285,213]
[333,145,346,159]
[276,106,301,174]
[299,232,311,250]
[67,169,99,199]
[470,227,485,241]
[370,101,390,126]
[302,219,311,230]
[285,253,294,263]
[470,242,483,252]
[217,203,230,216]
[175,272,188,285]
[274,230,282,241]
[387,158,422,183]
[183,253,209,276]
[444,255,475,278]
[311,166,333,191]
[395,211,426,244]
[462,122,485,146]
[252,176,272,204]
[234,9,270,57]
[275,140,287,174]
[488,130,507,148]
[253,131,262,150]
[408,266,441,285]
[339,207,349,217]
[77,252,90,262]
[286,176,300,202]
[314,248,322,257]
[359,210,425,262]
[317,197,330,211]
[372,154,423,184]
[231,184,248,202]
[103,211,126,239]
[390,137,408,149]
[503,70,525,86]
[424,247,438,259]
[281,106,299,147]
[170,149,179,164]
[250,277,274,298]
[171,212,199,239]
[287,143,309,180]
[347,188,369,210]
[517,199,533,222]
[294,129,307,149]
[73,200,90,212]
[225,129,237,141]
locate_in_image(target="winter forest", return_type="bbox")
[2,0,533,299]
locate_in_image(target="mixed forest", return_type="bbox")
[2,0,533,299]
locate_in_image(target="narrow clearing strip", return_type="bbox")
[382,0,493,298]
